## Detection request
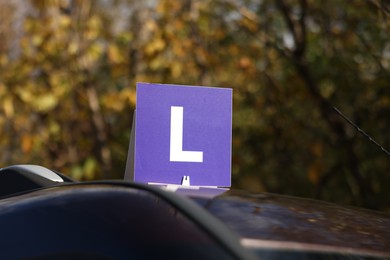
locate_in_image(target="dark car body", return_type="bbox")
[185,189,390,258]
[0,165,389,259]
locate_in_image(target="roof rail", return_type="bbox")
[0,164,73,197]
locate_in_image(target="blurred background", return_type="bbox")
[0,0,389,211]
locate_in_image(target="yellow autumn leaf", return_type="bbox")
[102,92,125,112]
[121,88,136,106]
[85,16,102,40]
[0,55,8,66]
[83,157,97,180]
[32,35,43,46]
[145,38,166,55]
[145,20,157,32]
[59,14,71,28]
[68,41,79,55]
[31,94,58,112]
[108,44,123,64]
[171,62,182,78]
[87,42,104,62]
[3,97,14,118]
[49,121,60,135]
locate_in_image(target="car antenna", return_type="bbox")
[333,106,390,157]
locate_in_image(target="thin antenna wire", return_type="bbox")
[333,107,390,157]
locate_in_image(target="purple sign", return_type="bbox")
[133,82,232,187]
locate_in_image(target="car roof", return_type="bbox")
[185,189,390,257]
[1,165,390,258]
[0,180,256,260]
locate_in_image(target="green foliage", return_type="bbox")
[0,0,389,211]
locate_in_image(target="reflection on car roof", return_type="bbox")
[188,190,390,257]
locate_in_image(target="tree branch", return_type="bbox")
[276,0,374,204]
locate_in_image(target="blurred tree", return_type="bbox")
[0,0,389,211]
[0,0,136,180]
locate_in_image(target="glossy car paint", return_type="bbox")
[0,167,390,259]
[0,182,254,260]
[186,190,390,257]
